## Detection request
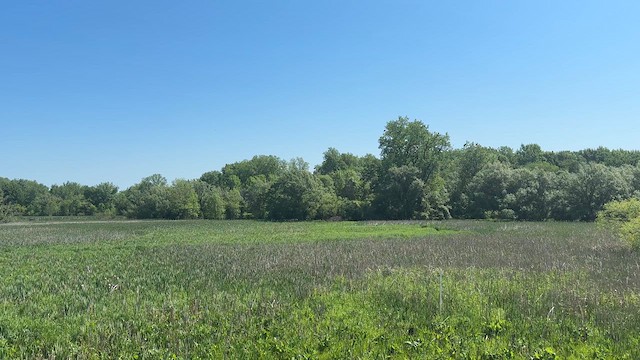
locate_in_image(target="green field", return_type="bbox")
[1,220,639,359]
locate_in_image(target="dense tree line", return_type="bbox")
[2,117,639,222]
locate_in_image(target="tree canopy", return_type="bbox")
[2,117,639,222]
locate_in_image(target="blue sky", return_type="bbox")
[2,1,639,189]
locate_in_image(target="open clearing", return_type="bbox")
[1,220,639,358]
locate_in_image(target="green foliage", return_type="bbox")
[620,217,640,249]
[221,155,286,186]
[241,175,270,219]
[515,143,546,166]
[120,174,170,219]
[374,117,451,220]
[578,147,640,167]
[467,162,512,218]
[565,163,631,220]
[30,192,62,216]
[546,150,584,172]
[376,165,425,219]
[3,118,640,222]
[222,188,243,219]
[315,149,376,220]
[0,177,49,215]
[84,182,118,214]
[193,181,225,219]
[199,170,222,187]
[379,116,451,180]
[266,169,335,220]
[597,198,640,224]
[50,182,96,216]
[165,180,200,219]
[0,190,14,223]
[448,142,497,217]
[315,147,363,175]
[598,198,640,249]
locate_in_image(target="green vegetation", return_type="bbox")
[598,198,640,249]
[1,219,639,358]
[2,117,640,222]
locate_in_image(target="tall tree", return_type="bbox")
[466,162,513,219]
[0,189,12,222]
[448,142,497,217]
[315,148,377,220]
[120,175,170,219]
[221,155,286,187]
[515,144,545,166]
[376,117,451,219]
[51,182,95,216]
[84,182,119,214]
[193,181,225,219]
[165,180,201,219]
[0,178,49,215]
[265,164,338,221]
[379,117,450,180]
[564,163,632,220]
[242,175,271,219]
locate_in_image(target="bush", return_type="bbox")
[484,209,517,221]
[597,198,640,249]
[597,198,640,224]
[0,204,12,223]
[620,217,640,249]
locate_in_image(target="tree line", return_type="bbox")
[2,117,640,222]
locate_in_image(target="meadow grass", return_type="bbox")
[0,220,639,358]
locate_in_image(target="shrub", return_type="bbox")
[597,198,640,224]
[597,198,640,249]
[620,217,640,249]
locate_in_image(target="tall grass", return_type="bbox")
[0,220,639,358]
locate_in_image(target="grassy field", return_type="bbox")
[1,220,639,359]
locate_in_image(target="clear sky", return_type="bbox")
[2,1,639,189]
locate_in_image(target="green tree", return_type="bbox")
[266,165,338,221]
[0,189,13,222]
[579,147,640,167]
[376,117,451,219]
[546,151,584,172]
[165,180,200,219]
[242,175,271,219]
[504,168,554,221]
[51,182,96,216]
[466,162,512,219]
[120,175,170,219]
[379,117,450,180]
[496,146,515,165]
[564,163,631,220]
[223,188,243,219]
[0,178,49,215]
[627,163,640,197]
[448,142,497,217]
[193,181,225,219]
[515,144,545,166]
[84,182,119,214]
[316,148,363,175]
[331,169,366,201]
[375,165,424,219]
[221,155,286,186]
[422,174,451,220]
[200,171,223,187]
[315,149,377,220]
[30,192,62,216]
